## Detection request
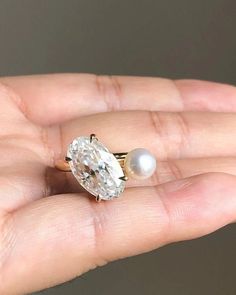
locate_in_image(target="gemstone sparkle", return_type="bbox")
[67,136,125,200]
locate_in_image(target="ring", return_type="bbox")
[56,134,157,201]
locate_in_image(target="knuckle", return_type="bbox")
[149,111,191,158]
[174,112,191,155]
[149,111,169,158]
[95,75,123,111]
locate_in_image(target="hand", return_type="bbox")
[0,74,236,294]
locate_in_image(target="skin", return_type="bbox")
[0,74,236,293]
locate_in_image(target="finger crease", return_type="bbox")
[149,111,168,159]
[43,168,52,198]
[110,75,123,109]
[95,75,123,112]
[0,81,29,121]
[41,128,53,197]
[40,127,54,166]
[153,185,172,242]
[172,80,186,110]
[166,159,183,181]
[175,113,191,157]
[89,201,110,266]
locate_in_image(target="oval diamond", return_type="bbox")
[67,136,125,200]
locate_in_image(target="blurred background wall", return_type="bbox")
[0,1,235,294]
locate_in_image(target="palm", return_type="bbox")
[0,74,236,294]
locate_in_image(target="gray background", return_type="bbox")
[0,0,236,294]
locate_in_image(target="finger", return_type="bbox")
[48,111,236,162]
[5,154,236,213]
[150,157,236,185]
[1,74,236,125]
[4,109,236,211]
[56,157,236,193]
[4,155,236,213]
[2,172,236,294]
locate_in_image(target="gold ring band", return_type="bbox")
[55,134,156,201]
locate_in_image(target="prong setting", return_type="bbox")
[90,133,97,143]
[96,195,101,202]
[65,156,72,162]
[119,175,128,181]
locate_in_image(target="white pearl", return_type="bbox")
[124,148,156,180]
